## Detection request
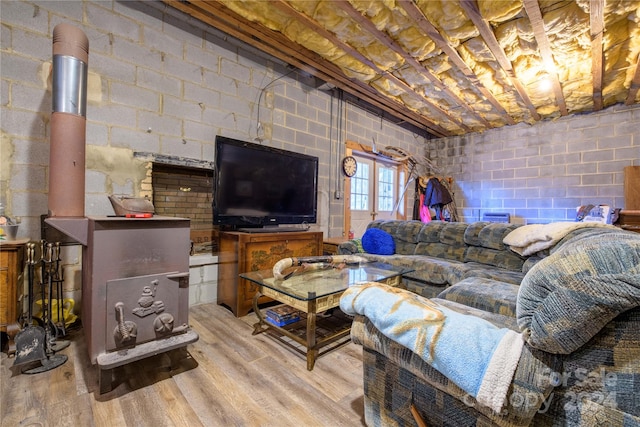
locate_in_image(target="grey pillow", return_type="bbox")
[517,232,640,354]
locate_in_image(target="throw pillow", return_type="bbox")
[361,228,395,255]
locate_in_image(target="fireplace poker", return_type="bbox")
[12,243,46,370]
[21,241,68,374]
[53,242,67,337]
[45,242,70,352]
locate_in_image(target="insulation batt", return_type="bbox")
[222,0,640,134]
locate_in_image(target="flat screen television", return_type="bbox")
[212,135,318,230]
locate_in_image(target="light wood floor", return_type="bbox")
[1,303,366,427]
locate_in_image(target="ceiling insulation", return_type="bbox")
[165,0,640,137]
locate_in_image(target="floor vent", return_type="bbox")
[482,212,510,223]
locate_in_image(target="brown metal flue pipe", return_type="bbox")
[48,23,89,217]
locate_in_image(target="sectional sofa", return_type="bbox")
[338,219,640,426]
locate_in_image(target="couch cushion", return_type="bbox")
[458,265,525,285]
[517,231,640,354]
[521,255,544,274]
[405,256,471,285]
[395,240,418,255]
[438,222,469,246]
[464,246,526,271]
[403,278,447,299]
[417,221,449,243]
[476,223,520,250]
[433,298,519,330]
[414,241,466,261]
[367,219,399,235]
[391,220,424,244]
[352,253,440,278]
[462,221,491,246]
[437,278,519,317]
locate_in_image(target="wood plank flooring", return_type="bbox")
[1,303,366,427]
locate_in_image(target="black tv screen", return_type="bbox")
[212,136,318,228]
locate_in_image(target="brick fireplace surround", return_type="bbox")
[150,163,217,254]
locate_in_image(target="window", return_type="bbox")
[377,166,395,212]
[350,162,369,211]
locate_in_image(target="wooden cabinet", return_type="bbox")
[323,237,348,255]
[618,210,640,234]
[217,230,323,317]
[1,239,28,355]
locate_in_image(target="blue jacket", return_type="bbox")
[423,177,452,207]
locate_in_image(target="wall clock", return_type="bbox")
[342,156,357,177]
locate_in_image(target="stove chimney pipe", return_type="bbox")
[48,23,89,217]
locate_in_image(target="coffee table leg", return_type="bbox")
[252,289,266,335]
[306,310,317,370]
[306,297,318,370]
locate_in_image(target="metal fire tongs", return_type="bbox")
[20,241,68,374]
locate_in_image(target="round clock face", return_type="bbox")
[342,156,357,177]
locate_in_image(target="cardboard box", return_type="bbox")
[576,204,614,224]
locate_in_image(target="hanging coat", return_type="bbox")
[423,177,452,208]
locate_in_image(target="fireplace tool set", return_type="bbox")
[13,240,70,373]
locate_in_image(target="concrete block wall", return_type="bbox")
[188,254,218,307]
[427,104,640,224]
[1,0,427,241]
[1,0,427,310]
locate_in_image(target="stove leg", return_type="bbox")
[167,347,188,368]
[99,367,113,394]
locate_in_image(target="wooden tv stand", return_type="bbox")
[217,230,323,317]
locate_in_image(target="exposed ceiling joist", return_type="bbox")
[590,0,605,110]
[522,0,568,116]
[163,0,640,137]
[626,53,640,105]
[333,0,482,131]
[397,0,516,126]
[459,0,542,121]
[270,0,451,135]
[165,0,448,137]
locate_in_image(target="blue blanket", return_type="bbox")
[340,283,524,412]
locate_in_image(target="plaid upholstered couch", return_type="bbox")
[338,220,640,426]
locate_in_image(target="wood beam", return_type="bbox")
[163,0,450,137]
[460,0,542,121]
[270,0,454,135]
[333,0,485,131]
[521,0,568,116]
[590,0,605,110]
[626,52,640,106]
[398,0,516,126]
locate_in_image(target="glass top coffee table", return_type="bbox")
[240,261,413,370]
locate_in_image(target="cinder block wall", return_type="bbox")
[427,104,640,224]
[1,0,425,242]
[1,0,425,308]
[3,0,638,236]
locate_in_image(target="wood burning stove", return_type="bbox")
[47,216,198,393]
[44,23,197,393]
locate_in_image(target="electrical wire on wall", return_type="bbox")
[253,66,297,143]
[336,88,345,198]
[330,89,337,198]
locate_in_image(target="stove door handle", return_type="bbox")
[166,272,190,287]
[166,272,189,279]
